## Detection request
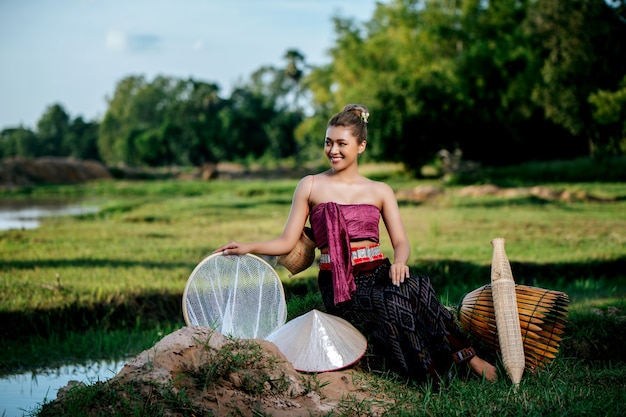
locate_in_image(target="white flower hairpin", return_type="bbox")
[361,111,370,124]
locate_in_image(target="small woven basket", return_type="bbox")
[277,227,316,275]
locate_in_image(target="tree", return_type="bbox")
[589,75,626,154]
[219,87,276,161]
[99,75,227,166]
[172,79,225,166]
[37,103,70,156]
[218,52,307,164]
[306,0,473,169]
[2,106,100,161]
[98,76,148,164]
[527,0,626,157]
[303,0,626,172]
[0,126,38,158]
[66,116,100,160]
[282,49,312,115]
[133,127,170,166]
[446,0,580,165]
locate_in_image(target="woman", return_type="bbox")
[215,104,497,388]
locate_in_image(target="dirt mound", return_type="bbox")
[41,327,391,417]
[0,157,111,188]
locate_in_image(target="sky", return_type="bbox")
[0,0,380,131]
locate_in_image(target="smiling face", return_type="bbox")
[324,126,366,171]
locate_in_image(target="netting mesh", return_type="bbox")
[183,253,287,339]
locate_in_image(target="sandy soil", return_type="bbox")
[47,326,393,416]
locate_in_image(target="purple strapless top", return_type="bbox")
[309,202,381,305]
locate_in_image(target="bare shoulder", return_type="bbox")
[366,178,394,195]
[363,178,396,206]
[296,174,316,190]
[299,174,315,184]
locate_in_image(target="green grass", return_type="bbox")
[1,164,625,416]
[1,176,625,348]
[32,336,626,417]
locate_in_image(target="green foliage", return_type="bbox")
[66,116,100,160]
[589,75,626,155]
[4,1,626,173]
[528,0,626,156]
[95,64,307,168]
[36,378,197,417]
[188,337,290,394]
[303,0,626,173]
[36,104,70,156]
[98,75,226,166]
[0,126,38,158]
[284,292,325,320]
[0,104,100,160]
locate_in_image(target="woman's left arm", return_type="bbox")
[380,183,410,286]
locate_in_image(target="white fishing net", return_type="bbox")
[182,253,287,339]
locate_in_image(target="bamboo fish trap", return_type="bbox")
[458,283,569,372]
[489,238,525,384]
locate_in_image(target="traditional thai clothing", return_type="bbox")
[310,202,476,387]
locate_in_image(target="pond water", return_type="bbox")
[0,200,99,230]
[0,359,126,417]
[1,200,112,415]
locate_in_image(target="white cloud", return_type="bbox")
[105,29,160,53]
[192,40,204,51]
[105,29,127,52]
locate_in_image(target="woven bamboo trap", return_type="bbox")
[277,227,316,276]
[458,283,569,371]
[489,237,525,384]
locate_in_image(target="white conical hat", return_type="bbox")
[266,309,367,373]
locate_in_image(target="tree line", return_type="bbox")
[2,0,625,175]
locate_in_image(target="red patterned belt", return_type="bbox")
[319,244,384,270]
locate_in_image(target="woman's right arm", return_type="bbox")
[379,182,410,286]
[213,175,314,256]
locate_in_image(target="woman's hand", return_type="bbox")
[213,242,251,256]
[389,262,409,286]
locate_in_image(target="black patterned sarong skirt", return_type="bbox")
[318,258,473,386]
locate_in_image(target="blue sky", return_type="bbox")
[0,0,379,131]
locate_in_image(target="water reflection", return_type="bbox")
[0,359,126,417]
[0,200,99,230]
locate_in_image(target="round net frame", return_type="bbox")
[182,253,287,339]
